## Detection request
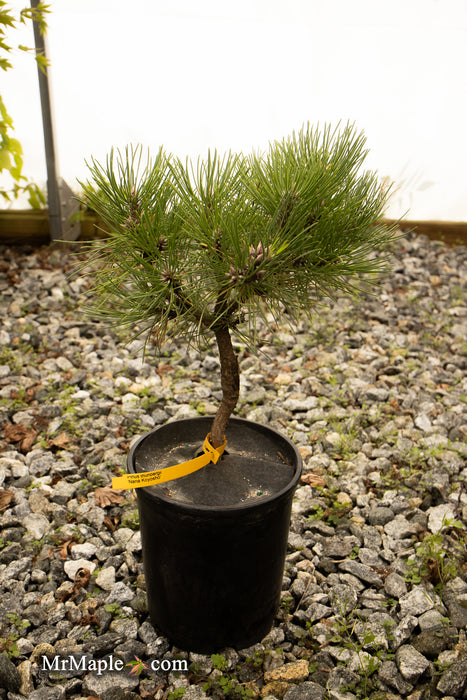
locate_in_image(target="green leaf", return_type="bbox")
[0,148,11,171]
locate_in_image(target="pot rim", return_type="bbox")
[126,416,302,513]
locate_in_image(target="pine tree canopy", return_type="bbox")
[79,122,398,353]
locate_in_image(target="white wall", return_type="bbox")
[3,0,467,220]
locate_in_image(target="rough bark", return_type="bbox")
[210,324,240,448]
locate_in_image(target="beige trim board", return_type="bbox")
[0,211,466,247]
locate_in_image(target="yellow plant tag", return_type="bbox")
[112,433,226,490]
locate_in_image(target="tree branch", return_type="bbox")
[210,323,239,448]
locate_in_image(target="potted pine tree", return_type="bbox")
[79,123,397,652]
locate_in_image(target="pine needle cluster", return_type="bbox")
[79,122,398,445]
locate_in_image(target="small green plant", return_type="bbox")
[104,602,123,618]
[0,1,48,206]
[280,595,294,614]
[211,653,229,672]
[6,612,31,631]
[0,614,31,658]
[0,633,19,658]
[325,605,388,699]
[404,516,466,588]
[187,654,255,699]
[122,509,140,530]
[306,503,326,521]
[167,688,186,700]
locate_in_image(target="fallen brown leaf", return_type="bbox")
[301,472,326,488]
[21,429,38,453]
[156,363,174,375]
[94,487,125,508]
[58,538,75,561]
[48,431,71,449]
[0,489,14,511]
[2,422,38,453]
[103,515,119,531]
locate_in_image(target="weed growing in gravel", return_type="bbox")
[325,607,389,699]
[167,689,186,700]
[404,516,466,588]
[0,614,31,659]
[104,602,124,618]
[190,653,255,699]
[0,346,22,373]
[122,509,140,530]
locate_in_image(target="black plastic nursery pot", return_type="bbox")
[127,416,302,653]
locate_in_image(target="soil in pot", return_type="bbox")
[133,420,296,506]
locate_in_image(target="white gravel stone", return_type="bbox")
[63,558,96,579]
[23,513,50,539]
[70,542,98,560]
[95,566,116,591]
[426,503,456,533]
[399,586,437,617]
[395,644,430,682]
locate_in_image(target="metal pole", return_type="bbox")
[30,0,62,241]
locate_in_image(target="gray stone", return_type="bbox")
[377,660,414,695]
[426,503,456,533]
[100,689,141,700]
[418,608,449,631]
[354,619,389,651]
[304,602,332,622]
[202,355,219,371]
[323,536,354,558]
[0,556,33,582]
[395,644,430,682]
[326,666,360,694]
[70,542,98,560]
[29,687,65,700]
[282,396,319,412]
[357,547,384,567]
[105,582,135,605]
[95,566,116,591]
[63,558,96,579]
[109,617,138,639]
[436,658,467,696]
[368,506,395,526]
[182,687,210,700]
[82,669,139,696]
[338,560,383,587]
[384,572,407,599]
[384,514,419,540]
[23,512,50,539]
[390,615,418,649]
[364,387,389,402]
[188,652,213,675]
[442,577,467,629]
[0,652,21,692]
[362,524,382,548]
[399,586,436,617]
[411,627,458,658]
[329,584,358,615]
[284,681,325,700]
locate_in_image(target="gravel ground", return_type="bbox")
[0,231,466,700]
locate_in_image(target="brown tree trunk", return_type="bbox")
[210,324,239,448]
